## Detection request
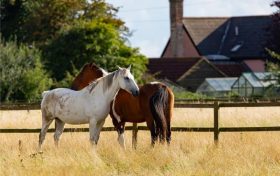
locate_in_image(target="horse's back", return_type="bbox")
[41,88,92,123]
[139,82,168,100]
[41,88,78,111]
[139,82,174,117]
[43,88,75,98]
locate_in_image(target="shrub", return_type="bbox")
[0,38,53,102]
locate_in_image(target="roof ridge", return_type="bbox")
[183,15,270,19]
[149,57,201,60]
[206,77,238,80]
[184,17,229,19]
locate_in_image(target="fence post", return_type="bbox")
[132,123,138,149]
[214,101,219,143]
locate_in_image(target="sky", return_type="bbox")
[106,0,277,58]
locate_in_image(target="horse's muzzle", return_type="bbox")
[132,90,139,96]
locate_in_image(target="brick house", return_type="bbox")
[147,0,272,91]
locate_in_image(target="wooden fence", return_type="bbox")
[1,101,280,147]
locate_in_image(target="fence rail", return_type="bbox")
[0,127,215,133]
[1,97,280,110]
[1,101,280,146]
[3,97,280,104]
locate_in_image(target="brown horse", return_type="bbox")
[71,63,108,90]
[71,63,174,148]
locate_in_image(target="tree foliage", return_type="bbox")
[0,38,52,102]
[267,49,280,84]
[0,0,27,41]
[44,21,147,83]
[1,0,127,48]
[267,0,280,54]
[1,0,148,100]
[266,0,280,86]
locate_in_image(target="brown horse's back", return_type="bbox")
[140,83,174,117]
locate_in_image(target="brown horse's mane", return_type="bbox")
[71,63,105,90]
[87,70,117,93]
[80,63,99,76]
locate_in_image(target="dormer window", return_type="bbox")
[231,41,244,52]
[235,26,239,36]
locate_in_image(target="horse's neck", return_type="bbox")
[101,79,120,102]
[85,76,120,103]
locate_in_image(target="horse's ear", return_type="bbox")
[117,65,122,70]
[127,65,131,71]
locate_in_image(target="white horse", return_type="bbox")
[39,66,139,149]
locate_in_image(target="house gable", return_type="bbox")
[161,25,200,58]
[212,60,250,77]
[147,57,201,82]
[177,58,227,91]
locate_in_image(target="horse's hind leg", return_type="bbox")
[54,118,65,147]
[166,89,174,145]
[39,111,54,150]
[166,120,171,144]
[146,119,157,147]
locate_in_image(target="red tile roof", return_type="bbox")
[213,62,249,77]
[147,57,201,82]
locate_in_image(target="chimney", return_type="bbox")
[169,0,184,57]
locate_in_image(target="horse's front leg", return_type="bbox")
[117,122,126,149]
[89,118,106,145]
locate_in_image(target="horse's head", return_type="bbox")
[116,65,139,96]
[71,63,108,90]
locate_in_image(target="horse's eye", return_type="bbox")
[124,77,129,81]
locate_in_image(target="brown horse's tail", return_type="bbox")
[149,85,169,143]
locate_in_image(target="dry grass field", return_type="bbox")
[0,107,280,176]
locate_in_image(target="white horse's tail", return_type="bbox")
[41,91,50,109]
[42,91,50,98]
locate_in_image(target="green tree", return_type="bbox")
[1,0,147,87]
[0,38,52,102]
[267,49,280,83]
[44,21,147,83]
[265,49,280,97]
[0,0,27,40]
[267,0,280,54]
[1,0,127,48]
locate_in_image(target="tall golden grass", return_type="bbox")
[0,107,280,176]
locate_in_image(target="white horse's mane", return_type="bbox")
[87,70,119,93]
